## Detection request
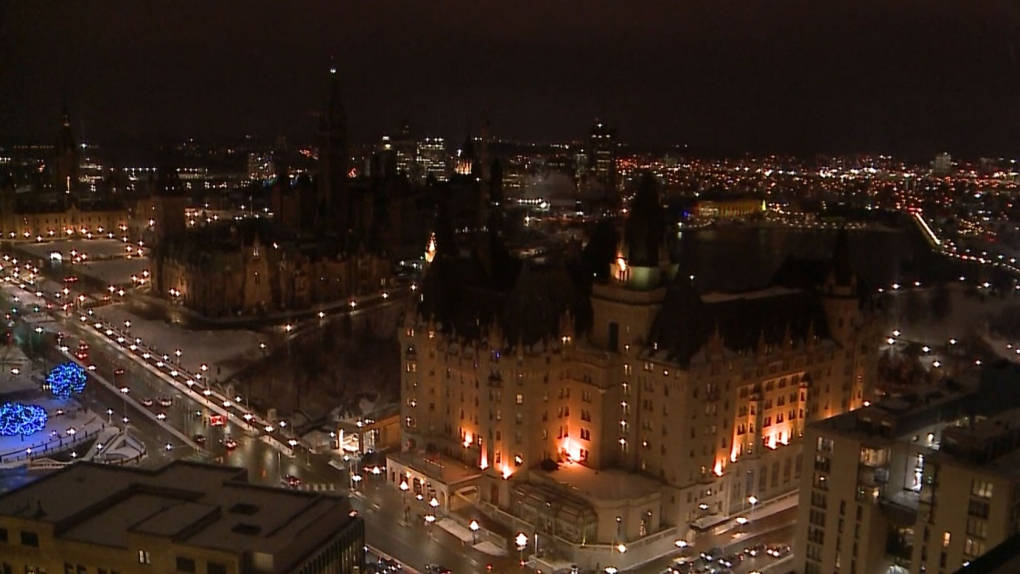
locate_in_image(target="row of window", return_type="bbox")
[0,527,37,547]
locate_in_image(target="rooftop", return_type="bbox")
[536,462,662,502]
[0,460,356,573]
[387,450,481,486]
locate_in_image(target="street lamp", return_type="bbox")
[119,386,129,421]
[429,496,439,519]
[516,532,528,566]
[748,495,758,525]
[400,480,410,522]
[351,474,362,490]
[470,520,480,544]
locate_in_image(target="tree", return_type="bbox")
[903,290,926,324]
[47,362,87,399]
[931,283,952,322]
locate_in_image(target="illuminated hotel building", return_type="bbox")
[392,176,877,569]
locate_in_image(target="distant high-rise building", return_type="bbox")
[392,120,418,179]
[416,137,447,182]
[317,65,349,234]
[933,152,953,176]
[588,119,617,192]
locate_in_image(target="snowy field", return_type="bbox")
[18,238,144,261]
[882,283,1020,367]
[77,258,150,286]
[94,303,264,381]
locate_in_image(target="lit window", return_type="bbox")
[943,531,951,548]
[138,550,151,564]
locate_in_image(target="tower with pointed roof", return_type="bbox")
[53,106,79,193]
[317,64,349,238]
[590,174,676,352]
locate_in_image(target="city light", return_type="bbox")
[47,362,87,399]
[0,402,48,436]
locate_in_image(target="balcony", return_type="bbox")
[857,465,889,488]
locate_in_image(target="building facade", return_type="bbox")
[393,177,877,568]
[0,460,364,574]
[153,231,391,317]
[794,366,1020,574]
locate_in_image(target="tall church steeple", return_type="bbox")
[53,105,79,193]
[317,62,349,239]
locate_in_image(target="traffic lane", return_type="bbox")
[77,327,330,488]
[358,500,494,574]
[353,478,518,574]
[634,508,796,574]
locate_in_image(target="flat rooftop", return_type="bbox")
[387,450,481,485]
[0,460,356,573]
[537,462,662,502]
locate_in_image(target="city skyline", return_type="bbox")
[2,1,1019,156]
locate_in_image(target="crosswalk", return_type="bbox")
[295,482,338,492]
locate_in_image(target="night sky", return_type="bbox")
[2,1,1018,156]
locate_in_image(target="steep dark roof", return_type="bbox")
[649,278,830,365]
[418,250,580,348]
[624,174,665,267]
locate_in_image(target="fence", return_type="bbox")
[0,424,103,467]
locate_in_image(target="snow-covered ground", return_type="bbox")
[882,284,1020,371]
[77,257,150,286]
[19,238,141,261]
[93,303,264,381]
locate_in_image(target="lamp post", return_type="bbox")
[429,496,440,521]
[400,480,410,523]
[119,386,129,423]
[516,532,528,567]
[470,520,480,545]
[748,495,758,527]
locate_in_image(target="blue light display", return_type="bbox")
[0,402,48,436]
[47,362,87,399]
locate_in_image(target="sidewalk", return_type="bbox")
[436,518,508,557]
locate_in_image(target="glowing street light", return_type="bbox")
[469,519,480,544]
[516,532,528,564]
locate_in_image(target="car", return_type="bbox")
[283,474,302,488]
[158,397,173,407]
[141,398,154,407]
[377,559,401,572]
[700,547,723,562]
[156,412,167,420]
[424,565,450,574]
[743,544,764,557]
[223,438,238,450]
[766,544,791,558]
[719,554,742,568]
[193,434,206,444]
